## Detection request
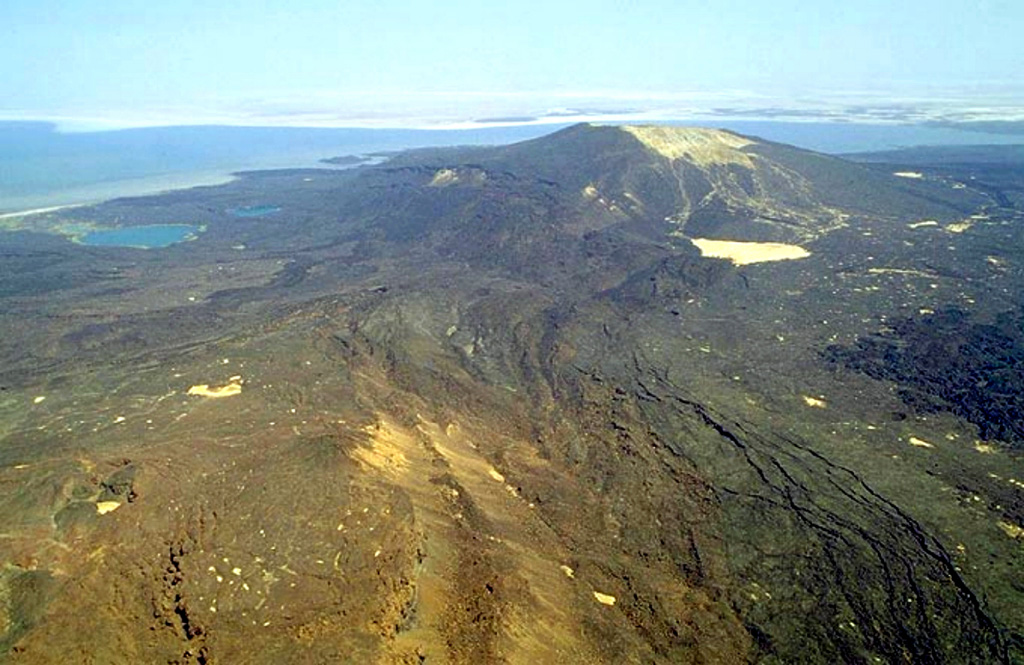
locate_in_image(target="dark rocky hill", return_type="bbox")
[0,125,1020,664]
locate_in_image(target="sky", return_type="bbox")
[2,0,1023,128]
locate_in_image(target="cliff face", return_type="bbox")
[0,125,1020,663]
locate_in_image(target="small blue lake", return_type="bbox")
[229,205,280,218]
[80,224,201,248]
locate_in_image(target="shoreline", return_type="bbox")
[0,204,87,220]
[0,153,386,218]
[0,171,243,218]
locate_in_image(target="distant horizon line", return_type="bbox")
[4,114,1024,135]
[4,99,1024,134]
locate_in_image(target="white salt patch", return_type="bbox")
[96,501,122,515]
[187,381,242,398]
[691,238,810,265]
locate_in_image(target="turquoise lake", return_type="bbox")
[79,224,201,248]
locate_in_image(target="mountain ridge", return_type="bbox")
[374,122,985,248]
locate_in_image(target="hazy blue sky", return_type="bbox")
[2,0,1022,127]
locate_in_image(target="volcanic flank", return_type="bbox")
[0,125,1020,663]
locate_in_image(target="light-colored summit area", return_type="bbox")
[620,125,756,167]
[608,124,833,242]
